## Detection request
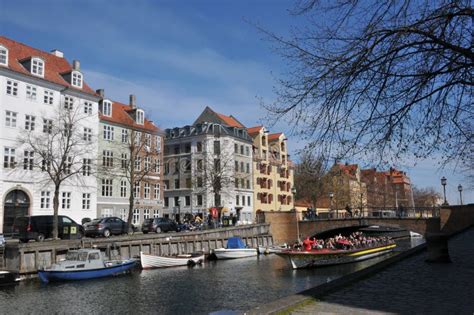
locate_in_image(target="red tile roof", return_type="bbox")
[247,126,263,135]
[99,100,160,133]
[268,133,283,142]
[0,36,96,96]
[215,112,244,128]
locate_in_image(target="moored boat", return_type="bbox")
[257,245,287,255]
[38,249,136,283]
[140,252,204,269]
[277,243,396,269]
[213,237,257,259]
[0,271,19,286]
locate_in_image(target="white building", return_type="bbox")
[163,107,254,223]
[0,36,100,233]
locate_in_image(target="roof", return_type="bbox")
[99,100,160,133]
[214,112,244,128]
[194,106,245,128]
[268,133,283,142]
[0,36,97,96]
[334,163,359,179]
[247,126,264,135]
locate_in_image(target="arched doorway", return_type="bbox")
[3,190,30,235]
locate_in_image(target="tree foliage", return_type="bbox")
[412,185,442,206]
[262,0,473,168]
[294,151,327,208]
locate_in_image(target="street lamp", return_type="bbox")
[441,177,448,206]
[458,184,463,205]
[177,199,181,223]
[329,192,334,218]
[291,187,300,242]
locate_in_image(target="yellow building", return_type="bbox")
[247,126,295,213]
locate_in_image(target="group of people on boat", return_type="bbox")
[297,232,393,251]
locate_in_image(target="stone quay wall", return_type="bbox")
[3,224,272,274]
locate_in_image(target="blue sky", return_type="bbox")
[1,0,472,203]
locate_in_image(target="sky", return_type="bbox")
[1,0,472,204]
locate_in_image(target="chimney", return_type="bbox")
[96,89,105,98]
[72,60,80,71]
[129,94,136,108]
[50,49,64,58]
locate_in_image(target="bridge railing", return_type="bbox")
[302,207,440,221]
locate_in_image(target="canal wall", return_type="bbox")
[3,223,272,274]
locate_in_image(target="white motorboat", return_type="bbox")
[257,245,287,255]
[140,252,204,269]
[213,237,257,259]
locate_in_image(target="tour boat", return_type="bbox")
[140,251,205,269]
[213,237,257,259]
[276,243,396,269]
[38,249,136,283]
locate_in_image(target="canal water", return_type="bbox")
[0,238,424,314]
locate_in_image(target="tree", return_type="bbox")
[19,105,94,239]
[412,185,442,207]
[261,0,473,168]
[294,152,327,209]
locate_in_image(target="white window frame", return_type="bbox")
[0,45,8,66]
[121,129,128,143]
[103,125,114,141]
[144,156,151,171]
[154,158,160,173]
[120,180,127,197]
[6,80,18,96]
[43,118,53,134]
[44,89,54,105]
[144,182,150,199]
[64,96,74,110]
[136,110,144,124]
[82,158,91,176]
[26,85,37,100]
[84,101,92,114]
[143,208,150,220]
[31,57,44,77]
[153,209,160,218]
[120,208,127,221]
[101,179,113,197]
[83,127,92,142]
[134,157,141,171]
[40,191,51,209]
[134,181,140,198]
[101,100,112,116]
[23,150,34,170]
[155,136,161,152]
[5,111,17,127]
[154,184,160,200]
[102,150,113,167]
[61,192,71,209]
[82,193,91,210]
[71,71,83,88]
[25,115,36,131]
[132,209,140,225]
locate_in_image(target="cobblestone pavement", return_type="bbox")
[290,228,474,315]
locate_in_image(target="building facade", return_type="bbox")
[247,126,295,213]
[0,36,99,233]
[163,107,254,223]
[97,92,163,226]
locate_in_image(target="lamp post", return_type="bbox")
[360,192,363,218]
[329,192,334,219]
[177,199,181,223]
[441,177,448,206]
[458,184,463,205]
[292,187,300,242]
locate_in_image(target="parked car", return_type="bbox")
[84,217,131,237]
[142,218,179,234]
[13,215,84,243]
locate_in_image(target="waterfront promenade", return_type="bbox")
[277,228,474,314]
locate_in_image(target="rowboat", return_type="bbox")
[276,243,396,269]
[140,252,204,269]
[213,237,257,259]
[38,249,136,283]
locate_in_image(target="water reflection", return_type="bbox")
[0,238,423,315]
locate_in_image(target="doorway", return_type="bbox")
[3,190,30,235]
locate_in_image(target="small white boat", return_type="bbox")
[257,245,287,255]
[140,252,204,269]
[213,237,257,259]
[410,231,423,238]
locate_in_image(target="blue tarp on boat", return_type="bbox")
[226,237,246,249]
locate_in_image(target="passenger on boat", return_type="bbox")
[302,236,316,251]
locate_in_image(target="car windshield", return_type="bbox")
[90,219,102,224]
[66,251,88,261]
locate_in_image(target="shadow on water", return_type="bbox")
[0,237,427,315]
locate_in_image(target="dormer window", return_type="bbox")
[0,45,8,66]
[100,100,112,117]
[71,71,83,88]
[31,57,44,77]
[136,110,144,125]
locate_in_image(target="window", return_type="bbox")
[102,150,113,167]
[163,180,169,190]
[82,193,91,210]
[25,115,36,131]
[40,191,50,209]
[196,142,202,152]
[134,131,142,146]
[240,145,244,155]
[234,143,238,153]
[185,196,191,206]
[6,80,18,96]
[120,180,127,197]
[145,134,151,147]
[143,209,150,220]
[23,150,34,170]
[43,119,53,134]
[101,209,113,218]
[248,196,251,206]
[186,178,192,188]
[174,197,180,207]
[120,208,127,221]
[164,197,169,207]
[154,158,160,173]
[72,71,83,88]
[41,159,51,172]
[242,195,245,206]
[246,163,250,174]
[241,178,245,188]
[153,209,160,218]
[144,182,150,199]
[132,209,140,225]
[154,184,160,200]
[197,177,203,188]
[44,90,54,104]
[103,125,114,141]
[31,58,44,76]
[235,178,239,188]
[121,153,128,169]
[82,159,91,176]
[61,192,71,209]
[121,129,128,143]
[213,141,220,155]
[26,85,37,100]
[5,111,17,127]
[65,156,72,174]
[136,110,144,124]
[134,181,140,198]
[246,146,250,156]
[144,157,151,171]
[83,127,92,142]
[134,157,141,171]
[174,179,180,189]
[197,159,203,171]
[4,147,15,168]
[64,96,74,110]
[246,180,250,189]
[101,179,113,197]
[0,45,7,65]
[197,195,203,206]
[84,102,92,114]
[235,161,239,172]
[101,101,112,116]
[236,195,239,205]
[155,136,161,152]
[214,159,221,172]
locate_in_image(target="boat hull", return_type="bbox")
[0,271,18,286]
[277,244,396,269]
[140,252,204,269]
[38,260,136,283]
[213,248,258,259]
